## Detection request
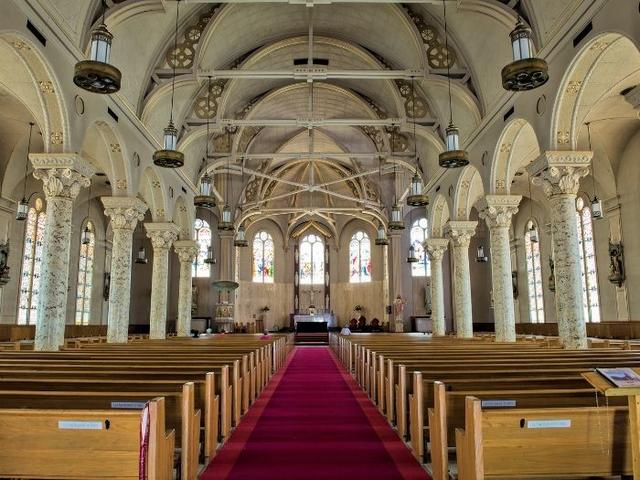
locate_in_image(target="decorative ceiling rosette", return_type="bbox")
[404,5,457,70]
[165,5,220,70]
[395,79,428,118]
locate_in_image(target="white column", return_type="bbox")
[389,232,404,332]
[30,154,94,351]
[479,195,521,342]
[425,238,448,336]
[102,197,148,343]
[445,221,477,338]
[145,223,180,339]
[528,151,591,349]
[174,240,199,337]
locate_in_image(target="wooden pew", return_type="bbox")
[455,395,632,479]
[0,396,174,479]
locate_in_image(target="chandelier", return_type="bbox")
[73,0,121,94]
[153,0,184,168]
[501,18,549,92]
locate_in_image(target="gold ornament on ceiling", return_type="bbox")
[396,80,428,118]
[405,7,456,69]
[165,5,220,70]
[360,126,385,151]
[237,126,263,154]
[194,79,227,119]
[50,131,63,145]
[388,128,410,152]
[566,81,582,95]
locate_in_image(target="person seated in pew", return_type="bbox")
[341,324,352,336]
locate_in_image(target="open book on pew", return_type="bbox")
[596,367,640,388]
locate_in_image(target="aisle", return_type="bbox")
[200,347,430,480]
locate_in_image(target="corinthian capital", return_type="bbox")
[102,197,148,231]
[444,221,477,248]
[174,240,199,263]
[425,238,449,261]
[527,151,591,197]
[30,153,94,200]
[479,195,521,229]
[145,222,180,251]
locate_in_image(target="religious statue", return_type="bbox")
[393,295,405,333]
[0,242,9,287]
[608,241,625,287]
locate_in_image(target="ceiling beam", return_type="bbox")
[208,152,414,160]
[183,0,455,4]
[198,68,423,80]
[216,118,403,128]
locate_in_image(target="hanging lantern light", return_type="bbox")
[407,244,419,263]
[438,1,469,169]
[218,204,234,231]
[501,18,549,91]
[439,123,469,168]
[591,196,603,219]
[476,245,488,263]
[375,224,389,246]
[234,224,248,247]
[81,224,92,245]
[388,201,405,230]
[406,171,429,206]
[194,174,216,208]
[73,1,121,94]
[16,123,35,221]
[527,222,538,243]
[135,246,148,264]
[204,245,216,264]
[153,1,184,168]
[154,121,184,168]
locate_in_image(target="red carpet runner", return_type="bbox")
[200,347,430,480]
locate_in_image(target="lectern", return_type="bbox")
[583,369,640,479]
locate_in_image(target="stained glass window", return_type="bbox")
[410,218,430,277]
[193,219,212,278]
[525,221,544,323]
[349,231,371,283]
[18,198,46,325]
[576,198,600,323]
[253,231,274,283]
[299,234,324,285]
[75,221,95,326]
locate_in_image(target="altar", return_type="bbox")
[292,313,337,329]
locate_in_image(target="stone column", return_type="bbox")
[145,223,180,339]
[444,221,477,338]
[30,154,94,351]
[425,238,449,336]
[102,197,148,343]
[174,240,199,337]
[218,231,234,280]
[479,195,521,342]
[389,232,404,332]
[528,151,591,349]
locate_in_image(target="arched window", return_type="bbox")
[299,234,324,285]
[349,231,371,283]
[410,218,430,277]
[576,198,600,323]
[524,221,544,323]
[75,221,95,326]
[193,219,212,278]
[17,198,46,325]
[253,231,274,283]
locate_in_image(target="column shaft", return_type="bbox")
[445,221,476,339]
[35,196,74,350]
[174,241,199,337]
[489,226,516,341]
[425,238,448,336]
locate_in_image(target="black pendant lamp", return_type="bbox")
[375,223,389,246]
[406,78,429,207]
[406,209,419,263]
[526,175,538,243]
[438,0,469,169]
[153,0,184,168]
[501,17,549,92]
[81,181,92,245]
[218,130,234,231]
[234,224,248,247]
[388,130,405,230]
[135,246,148,264]
[205,208,217,264]
[73,0,121,94]
[16,123,35,221]
[476,245,488,263]
[195,77,217,208]
[586,123,603,219]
